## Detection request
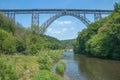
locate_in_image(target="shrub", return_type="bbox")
[0,29,16,54]
[48,50,63,62]
[33,70,63,80]
[2,35,16,54]
[0,60,18,80]
[37,51,53,71]
[27,44,38,55]
[56,60,66,76]
[15,38,26,52]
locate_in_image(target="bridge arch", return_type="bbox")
[41,12,91,32]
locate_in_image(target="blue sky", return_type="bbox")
[0,0,119,40]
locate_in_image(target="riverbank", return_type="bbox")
[0,50,65,80]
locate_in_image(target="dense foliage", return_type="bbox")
[0,12,64,55]
[0,60,18,80]
[0,50,64,80]
[37,52,53,71]
[33,70,64,80]
[0,12,16,34]
[73,2,120,60]
[56,60,66,76]
[61,39,75,49]
[33,50,65,80]
[0,10,65,80]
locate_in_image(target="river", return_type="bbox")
[63,51,120,80]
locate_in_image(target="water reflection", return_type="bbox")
[63,51,120,80]
[63,51,86,80]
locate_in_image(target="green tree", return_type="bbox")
[73,2,120,60]
[2,33,16,54]
[16,38,26,52]
[0,29,8,53]
[0,12,16,34]
[114,2,120,12]
[0,29,16,54]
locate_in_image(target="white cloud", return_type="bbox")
[53,31,61,34]
[47,27,68,34]
[47,28,61,34]
[55,20,72,25]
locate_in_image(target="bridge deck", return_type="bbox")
[0,9,112,14]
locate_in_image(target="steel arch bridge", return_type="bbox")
[0,9,112,33]
[41,11,91,29]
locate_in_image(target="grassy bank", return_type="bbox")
[0,50,65,80]
[56,60,66,77]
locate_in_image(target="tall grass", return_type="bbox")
[0,50,64,80]
[56,60,66,76]
[0,54,39,80]
[0,60,18,80]
[33,70,64,80]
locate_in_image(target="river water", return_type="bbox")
[63,51,120,80]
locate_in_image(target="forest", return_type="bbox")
[73,2,120,60]
[0,12,64,55]
[61,39,75,49]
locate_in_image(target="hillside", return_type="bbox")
[0,12,64,55]
[61,39,75,49]
[73,3,120,60]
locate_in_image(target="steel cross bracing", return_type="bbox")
[0,9,112,33]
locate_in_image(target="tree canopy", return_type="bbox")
[0,12,64,55]
[73,2,120,60]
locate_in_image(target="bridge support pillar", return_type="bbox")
[31,12,39,26]
[6,12,15,22]
[94,13,102,21]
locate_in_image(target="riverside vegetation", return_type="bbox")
[56,60,66,77]
[0,11,66,80]
[0,50,65,80]
[73,2,120,60]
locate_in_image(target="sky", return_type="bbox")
[0,0,119,40]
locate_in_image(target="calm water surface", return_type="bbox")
[63,51,120,80]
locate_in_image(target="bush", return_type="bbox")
[0,60,18,80]
[2,35,16,54]
[27,44,38,55]
[48,50,63,62]
[16,38,26,52]
[33,70,63,80]
[37,51,53,71]
[0,29,16,54]
[56,60,66,76]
